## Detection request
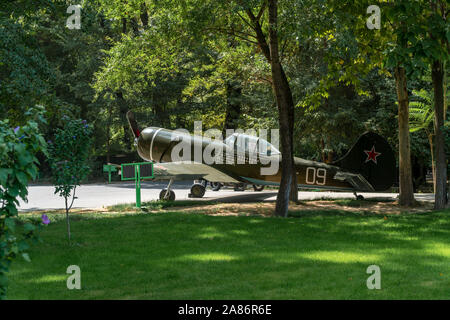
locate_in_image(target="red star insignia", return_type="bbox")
[364,146,382,164]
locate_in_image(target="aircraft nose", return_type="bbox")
[136,127,176,162]
[136,127,157,161]
[140,127,155,141]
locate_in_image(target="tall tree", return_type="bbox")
[409,89,436,192]
[399,0,449,207]
[94,0,301,216]
[324,0,443,206]
[394,65,415,206]
[428,0,448,208]
[266,0,298,213]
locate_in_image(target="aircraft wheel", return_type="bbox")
[190,183,206,198]
[233,183,247,191]
[159,189,175,201]
[210,182,222,191]
[356,195,364,201]
[252,185,265,192]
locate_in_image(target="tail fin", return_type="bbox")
[126,111,141,138]
[334,132,396,191]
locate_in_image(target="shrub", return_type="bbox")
[0,106,48,299]
[48,117,93,241]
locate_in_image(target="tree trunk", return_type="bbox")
[290,170,298,202]
[117,19,130,149]
[271,62,295,215]
[121,18,127,34]
[428,134,436,194]
[130,18,140,36]
[431,60,447,209]
[245,0,297,215]
[288,72,298,203]
[327,151,334,164]
[223,80,242,138]
[106,104,113,164]
[116,91,131,148]
[320,137,326,162]
[394,66,416,206]
[153,103,166,127]
[65,197,71,241]
[268,0,297,215]
[140,3,149,28]
[326,136,333,163]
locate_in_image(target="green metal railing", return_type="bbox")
[121,162,154,208]
[103,164,118,183]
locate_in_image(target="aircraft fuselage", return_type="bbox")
[135,127,355,191]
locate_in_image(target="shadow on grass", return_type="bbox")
[107,200,221,212]
[8,208,450,300]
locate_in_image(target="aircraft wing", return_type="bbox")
[150,161,241,183]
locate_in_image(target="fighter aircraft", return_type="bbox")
[127,111,396,200]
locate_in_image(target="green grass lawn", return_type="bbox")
[7,207,450,300]
[108,199,220,212]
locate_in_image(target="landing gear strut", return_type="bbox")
[233,183,247,191]
[210,182,222,191]
[159,179,175,201]
[252,185,265,192]
[353,192,364,201]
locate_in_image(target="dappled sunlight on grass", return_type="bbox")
[295,251,382,264]
[386,234,421,241]
[197,232,227,239]
[8,208,450,299]
[176,253,239,262]
[248,219,264,224]
[196,226,227,239]
[27,274,67,284]
[230,229,249,235]
[423,241,450,257]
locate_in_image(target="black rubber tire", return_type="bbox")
[159,189,175,201]
[356,195,364,201]
[190,184,206,198]
[233,183,247,192]
[210,182,222,191]
[252,185,265,192]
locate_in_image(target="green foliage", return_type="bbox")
[409,89,435,134]
[49,118,93,199]
[1,0,445,182]
[0,17,52,124]
[48,118,93,239]
[324,0,447,93]
[0,105,48,300]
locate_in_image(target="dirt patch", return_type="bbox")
[158,200,435,217]
[26,200,436,217]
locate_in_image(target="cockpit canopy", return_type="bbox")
[224,133,280,156]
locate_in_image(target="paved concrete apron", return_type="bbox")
[18,182,434,211]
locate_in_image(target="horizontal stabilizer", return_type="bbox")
[334,171,375,192]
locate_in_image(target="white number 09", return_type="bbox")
[306,167,327,185]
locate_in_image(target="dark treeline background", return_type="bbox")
[1,0,448,190]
